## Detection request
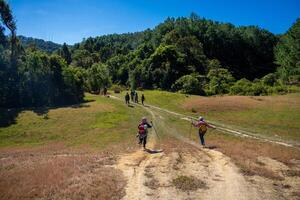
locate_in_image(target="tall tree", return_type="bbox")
[60,43,72,64]
[0,0,17,66]
[275,19,300,84]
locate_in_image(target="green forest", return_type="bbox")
[1,0,299,108]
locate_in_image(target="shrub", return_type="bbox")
[271,85,288,94]
[230,79,253,95]
[207,68,235,94]
[110,84,124,93]
[261,73,277,86]
[172,75,205,95]
[251,82,268,96]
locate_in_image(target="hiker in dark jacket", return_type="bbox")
[141,94,145,105]
[130,90,135,101]
[137,117,152,149]
[134,92,139,103]
[125,92,130,105]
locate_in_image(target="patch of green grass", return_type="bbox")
[0,93,149,149]
[112,90,189,114]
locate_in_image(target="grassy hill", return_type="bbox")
[0,93,149,149]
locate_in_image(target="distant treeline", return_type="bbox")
[18,36,62,53]
[0,0,299,108]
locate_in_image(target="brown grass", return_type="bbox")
[182,94,300,113]
[0,145,127,200]
[172,175,208,191]
[207,133,300,180]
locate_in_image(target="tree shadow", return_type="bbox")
[0,99,95,127]
[0,108,19,127]
[32,107,49,116]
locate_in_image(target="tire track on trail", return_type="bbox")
[110,95,298,148]
[110,95,276,200]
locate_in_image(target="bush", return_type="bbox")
[86,63,111,94]
[230,78,253,95]
[261,73,277,86]
[110,84,124,93]
[172,75,205,95]
[231,79,270,96]
[207,68,235,95]
[269,85,288,94]
[251,82,268,96]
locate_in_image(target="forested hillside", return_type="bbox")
[67,14,299,95]
[18,36,61,53]
[1,0,299,109]
[71,15,278,81]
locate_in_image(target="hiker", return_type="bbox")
[134,92,139,103]
[192,116,216,146]
[125,92,130,105]
[103,87,107,96]
[137,117,152,149]
[141,94,145,105]
[130,90,135,101]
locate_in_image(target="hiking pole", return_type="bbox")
[189,117,194,139]
[151,121,160,140]
[189,121,193,139]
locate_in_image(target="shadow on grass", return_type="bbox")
[144,148,163,154]
[0,99,95,127]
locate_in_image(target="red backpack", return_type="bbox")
[138,123,145,134]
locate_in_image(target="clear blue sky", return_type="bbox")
[9,0,300,44]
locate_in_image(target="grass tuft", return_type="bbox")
[172,175,208,191]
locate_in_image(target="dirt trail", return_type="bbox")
[114,101,273,200]
[116,128,275,200]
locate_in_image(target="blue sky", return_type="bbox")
[9,0,300,44]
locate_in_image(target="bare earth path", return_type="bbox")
[115,127,277,200]
[113,99,275,200]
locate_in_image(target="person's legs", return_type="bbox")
[143,135,147,149]
[199,132,205,146]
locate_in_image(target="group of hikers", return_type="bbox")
[125,90,145,105]
[136,116,216,150]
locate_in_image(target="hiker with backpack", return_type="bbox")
[134,92,139,103]
[141,94,145,105]
[192,116,216,147]
[103,87,107,96]
[137,117,152,149]
[125,92,130,105]
[130,90,135,102]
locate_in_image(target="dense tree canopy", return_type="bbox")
[19,36,61,53]
[1,0,299,109]
[67,13,281,91]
